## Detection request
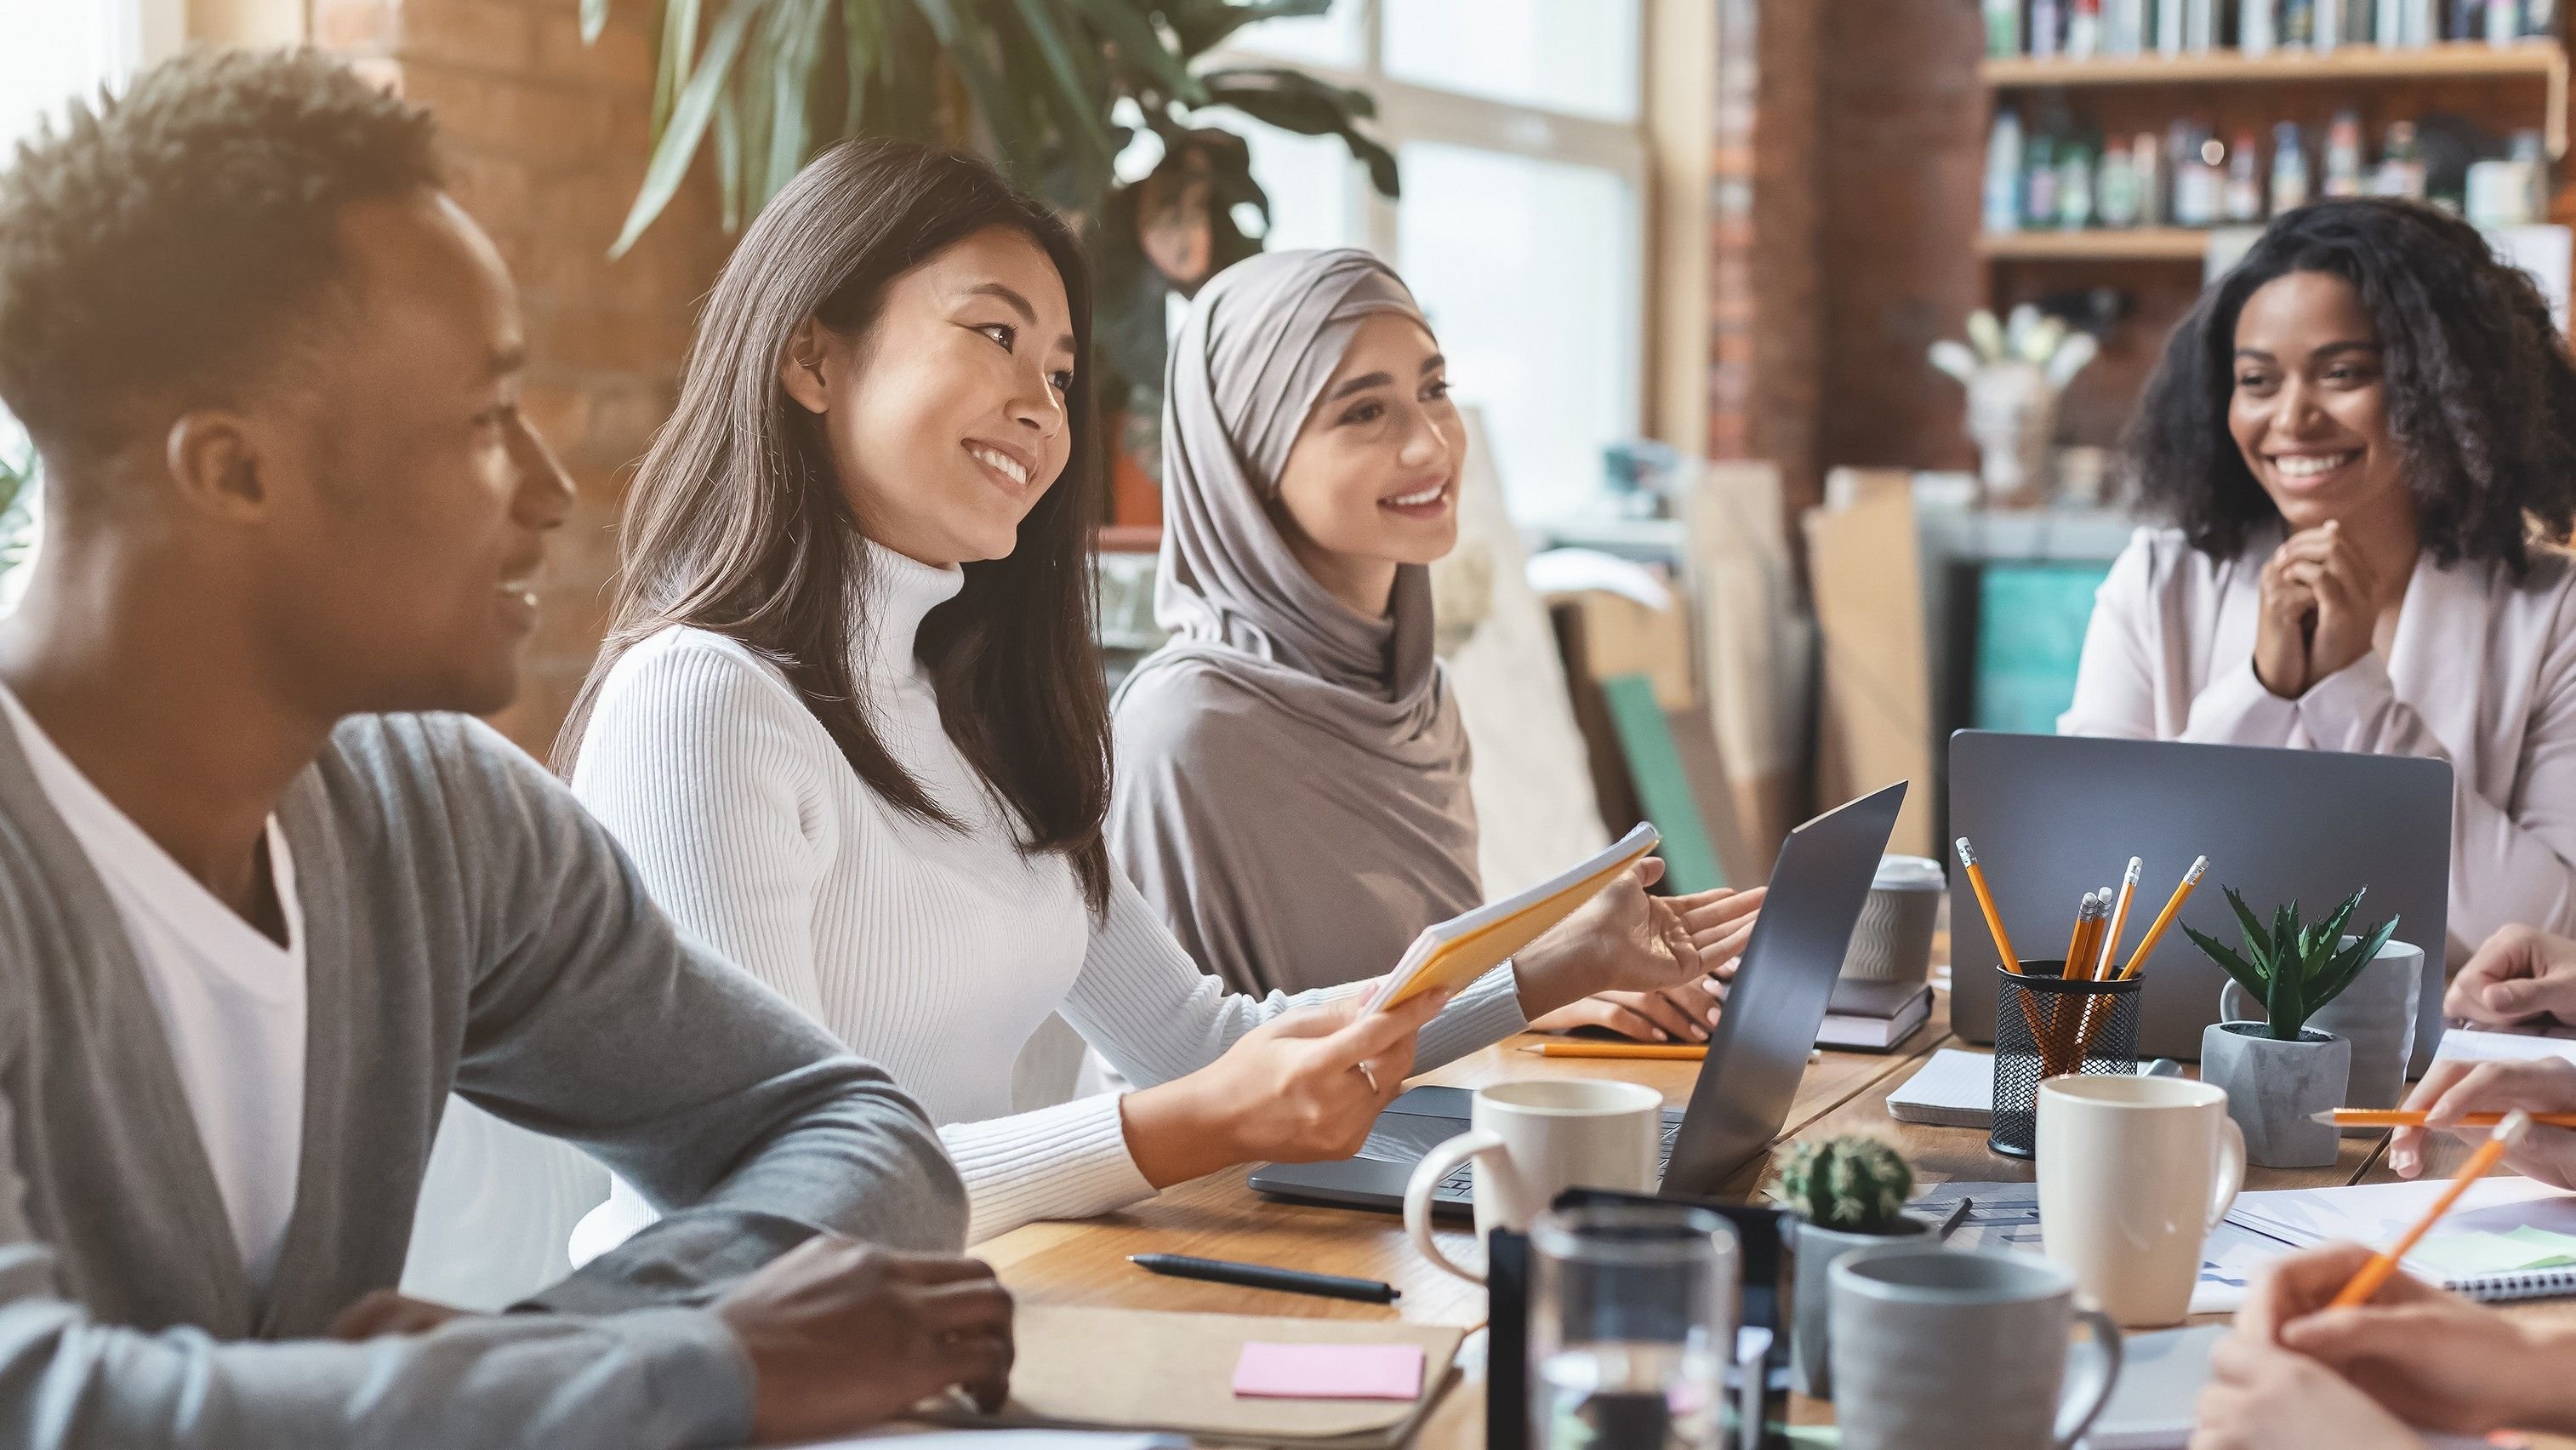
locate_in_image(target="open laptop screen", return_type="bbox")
[1660,781,1906,1199]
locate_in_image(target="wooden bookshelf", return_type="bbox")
[1977,227,2217,260]
[1981,39,2569,155]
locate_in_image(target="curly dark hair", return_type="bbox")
[2127,197,2576,574]
[0,49,441,465]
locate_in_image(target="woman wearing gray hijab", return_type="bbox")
[1111,249,1761,1043]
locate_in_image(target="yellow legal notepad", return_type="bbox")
[1364,822,1661,1013]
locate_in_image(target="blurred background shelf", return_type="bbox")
[1983,39,2565,85]
[1976,227,2216,260]
[1982,40,2567,156]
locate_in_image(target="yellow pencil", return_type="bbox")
[2329,1110,2533,1309]
[1531,1041,1707,1060]
[2314,1109,2576,1129]
[2117,856,2208,980]
[2094,858,2144,980]
[2065,888,2112,979]
[2061,891,2099,975]
[1955,838,2023,975]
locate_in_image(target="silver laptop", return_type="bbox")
[1947,731,2452,1066]
[1247,781,1906,1216]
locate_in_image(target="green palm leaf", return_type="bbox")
[1168,0,1332,56]
[1202,66,1397,196]
[613,0,761,255]
[1003,0,1116,164]
[1064,0,1207,104]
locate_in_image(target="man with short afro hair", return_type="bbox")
[0,47,1013,1450]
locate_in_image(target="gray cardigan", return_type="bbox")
[0,711,966,1448]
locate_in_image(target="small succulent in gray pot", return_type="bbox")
[1770,1135,1928,1401]
[2186,888,2398,1168]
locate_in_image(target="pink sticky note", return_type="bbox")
[1232,1341,1427,1401]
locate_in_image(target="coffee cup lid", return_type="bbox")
[1873,854,1946,891]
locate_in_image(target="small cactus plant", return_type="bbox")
[1770,1134,1915,1235]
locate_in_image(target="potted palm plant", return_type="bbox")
[580,0,1399,436]
[1771,1134,1927,1401]
[2186,888,2399,1169]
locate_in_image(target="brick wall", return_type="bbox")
[1709,0,1826,517]
[314,0,730,759]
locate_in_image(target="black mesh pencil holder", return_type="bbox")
[1990,962,2144,1159]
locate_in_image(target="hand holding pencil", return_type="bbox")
[2223,1241,2564,1441]
[2390,1055,2576,1190]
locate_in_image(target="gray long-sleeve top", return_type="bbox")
[0,711,965,1448]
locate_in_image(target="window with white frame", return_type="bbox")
[1217,0,1648,523]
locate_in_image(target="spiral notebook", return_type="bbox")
[2226,1177,2576,1303]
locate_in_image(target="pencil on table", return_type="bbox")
[2117,856,2209,981]
[2094,858,2144,980]
[2328,1110,2533,1310]
[1955,838,2022,974]
[2314,1109,2576,1129]
[1532,1041,1707,1060]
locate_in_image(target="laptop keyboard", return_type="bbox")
[1435,1115,1685,1198]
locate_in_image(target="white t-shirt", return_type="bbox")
[0,687,305,1287]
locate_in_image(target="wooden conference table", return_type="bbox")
[973,990,2417,1446]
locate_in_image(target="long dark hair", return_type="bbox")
[560,139,1110,912]
[2127,197,2576,574]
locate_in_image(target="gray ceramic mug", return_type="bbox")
[2220,937,2424,1116]
[1829,1247,2121,1450]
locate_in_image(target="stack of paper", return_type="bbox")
[2226,1178,2576,1303]
[1886,1048,1994,1127]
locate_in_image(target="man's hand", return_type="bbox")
[715,1238,1014,1446]
[2444,924,2576,1030]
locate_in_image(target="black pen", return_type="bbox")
[1128,1253,1400,1304]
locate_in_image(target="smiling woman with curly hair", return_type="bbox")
[2063,197,2576,962]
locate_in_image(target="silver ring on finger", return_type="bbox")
[1355,1059,1380,1093]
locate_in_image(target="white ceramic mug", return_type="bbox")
[2036,1075,2247,1327]
[1400,1079,1662,1284]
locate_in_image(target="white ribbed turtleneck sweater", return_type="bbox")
[566,541,1527,1244]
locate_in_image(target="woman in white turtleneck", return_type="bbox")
[556,141,1752,1249]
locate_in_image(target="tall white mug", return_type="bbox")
[2036,1075,2246,1326]
[1401,1079,1662,1284]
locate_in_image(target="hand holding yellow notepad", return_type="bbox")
[1364,823,1661,1013]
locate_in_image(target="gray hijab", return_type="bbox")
[1108,248,1481,997]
